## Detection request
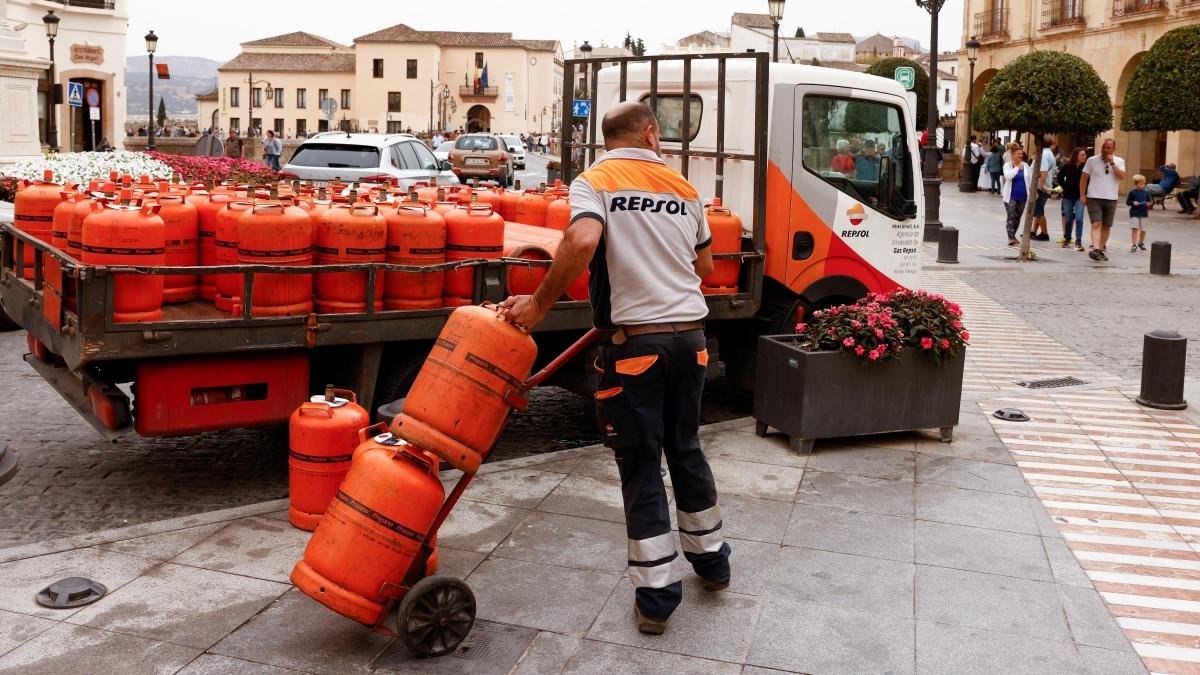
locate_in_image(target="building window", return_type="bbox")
[373,58,384,78]
[274,118,284,135]
[387,92,402,112]
[274,88,284,108]
[296,88,306,108]
[317,118,329,132]
[296,118,307,136]
[387,120,404,133]
[944,88,950,103]
[251,88,262,108]
[406,59,418,79]
[340,89,351,109]
[251,117,262,134]
[318,88,328,107]
[229,117,240,132]
[230,87,240,107]
[475,52,484,69]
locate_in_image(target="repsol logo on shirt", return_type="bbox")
[609,196,688,215]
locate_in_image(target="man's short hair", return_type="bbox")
[602,102,657,142]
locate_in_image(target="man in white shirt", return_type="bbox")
[967,135,983,187]
[431,132,445,149]
[1079,138,1127,262]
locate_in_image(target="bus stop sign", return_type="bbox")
[894,66,916,91]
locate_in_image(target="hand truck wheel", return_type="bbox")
[396,575,476,658]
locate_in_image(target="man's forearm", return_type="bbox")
[531,225,597,312]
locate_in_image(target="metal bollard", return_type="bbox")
[937,226,959,264]
[1150,241,1171,275]
[1135,329,1188,410]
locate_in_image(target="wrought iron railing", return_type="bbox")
[1112,0,1166,16]
[973,9,1008,39]
[55,0,116,9]
[1041,0,1086,28]
[459,86,498,98]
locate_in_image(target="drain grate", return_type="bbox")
[1014,376,1088,389]
[372,619,537,674]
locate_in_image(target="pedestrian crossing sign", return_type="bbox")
[67,82,83,107]
[572,100,591,118]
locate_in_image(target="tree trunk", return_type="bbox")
[1019,132,1043,261]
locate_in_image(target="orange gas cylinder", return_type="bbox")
[443,204,504,304]
[392,304,538,473]
[290,431,444,626]
[66,188,101,260]
[196,193,234,301]
[496,181,522,221]
[544,190,571,231]
[235,202,314,317]
[515,186,549,227]
[414,180,440,204]
[384,204,446,311]
[81,194,166,322]
[51,189,81,254]
[502,223,589,300]
[459,186,502,212]
[215,200,255,311]
[313,204,387,314]
[154,195,200,303]
[700,198,743,294]
[287,385,371,531]
[13,170,64,279]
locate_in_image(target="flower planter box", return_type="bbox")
[752,334,964,454]
[546,168,561,184]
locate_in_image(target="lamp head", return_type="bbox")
[145,30,158,54]
[768,0,785,21]
[579,40,593,55]
[966,35,981,62]
[42,10,59,39]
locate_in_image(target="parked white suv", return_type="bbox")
[499,134,526,170]
[280,132,459,189]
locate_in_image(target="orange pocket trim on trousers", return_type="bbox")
[615,355,658,376]
[595,386,624,400]
[697,349,709,366]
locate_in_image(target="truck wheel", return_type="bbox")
[0,305,18,332]
[375,348,427,409]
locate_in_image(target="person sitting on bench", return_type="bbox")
[1146,163,1179,203]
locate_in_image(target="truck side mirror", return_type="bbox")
[902,200,918,218]
[440,160,452,171]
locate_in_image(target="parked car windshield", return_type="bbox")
[500,135,521,149]
[288,144,381,169]
[454,136,498,151]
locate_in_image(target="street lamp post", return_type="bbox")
[244,72,271,137]
[916,0,945,242]
[957,35,981,193]
[42,10,59,152]
[145,30,157,151]
[768,0,785,64]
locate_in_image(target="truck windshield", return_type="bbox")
[800,95,914,219]
[289,144,381,169]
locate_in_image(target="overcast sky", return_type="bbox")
[126,0,965,62]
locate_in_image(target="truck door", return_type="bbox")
[783,85,921,301]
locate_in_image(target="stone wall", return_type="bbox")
[124,136,306,164]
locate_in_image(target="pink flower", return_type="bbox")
[874,328,884,338]
[795,322,807,333]
[855,345,865,356]
[952,320,963,329]
[827,328,836,335]
[868,349,880,361]
[842,337,856,347]
[941,339,950,349]
[960,331,970,341]
[920,337,934,350]
[851,320,862,329]
[829,307,840,315]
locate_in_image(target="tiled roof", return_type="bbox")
[194,88,218,101]
[816,32,856,44]
[731,13,775,29]
[677,30,730,47]
[243,31,348,49]
[219,52,356,73]
[818,60,869,72]
[355,23,556,51]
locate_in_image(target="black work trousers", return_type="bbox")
[596,329,731,620]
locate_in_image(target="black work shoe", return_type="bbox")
[702,578,730,592]
[634,605,667,635]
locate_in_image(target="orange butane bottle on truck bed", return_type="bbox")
[314,203,387,314]
[80,192,166,323]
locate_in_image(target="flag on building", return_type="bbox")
[481,63,489,90]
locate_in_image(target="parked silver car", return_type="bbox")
[280,132,459,188]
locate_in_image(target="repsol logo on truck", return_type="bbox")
[609,196,688,215]
[841,203,869,238]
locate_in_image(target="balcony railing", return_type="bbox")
[973,9,1008,40]
[1041,0,1086,29]
[1112,0,1167,17]
[54,0,116,9]
[459,86,498,99]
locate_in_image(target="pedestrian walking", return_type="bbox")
[432,131,445,149]
[1057,147,1087,251]
[986,141,1003,194]
[966,134,984,187]
[1126,174,1152,253]
[1079,138,1127,262]
[539,134,549,154]
[262,130,282,170]
[1031,134,1058,241]
[498,102,730,636]
[224,129,244,159]
[1002,148,1032,246]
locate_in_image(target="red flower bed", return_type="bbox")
[795,289,969,363]
[144,151,278,185]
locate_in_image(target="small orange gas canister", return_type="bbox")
[700,198,743,295]
[287,385,370,531]
[291,427,444,626]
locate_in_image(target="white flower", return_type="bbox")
[4,151,173,187]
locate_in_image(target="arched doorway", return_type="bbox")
[1115,52,1163,183]
[466,105,491,133]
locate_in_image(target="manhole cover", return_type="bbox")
[1014,376,1088,389]
[372,619,537,674]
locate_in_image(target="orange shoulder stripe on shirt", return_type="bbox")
[582,158,699,201]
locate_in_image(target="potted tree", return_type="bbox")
[753,289,968,454]
[546,159,561,185]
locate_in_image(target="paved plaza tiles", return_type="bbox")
[1,269,1197,673]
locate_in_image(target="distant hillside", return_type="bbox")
[125,55,220,117]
